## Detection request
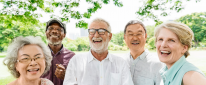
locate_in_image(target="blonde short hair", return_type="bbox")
[154,21,194,58]
[3,36,52,78]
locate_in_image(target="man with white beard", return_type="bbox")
[41,19,75,85]
[63,18,134,85]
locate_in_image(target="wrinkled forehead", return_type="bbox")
[89,21,108,30]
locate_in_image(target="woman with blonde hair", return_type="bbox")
[3,36,54,85]
[154,21,206,85]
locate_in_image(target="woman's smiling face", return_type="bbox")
[155,28,188,69]
[16,44,46,80]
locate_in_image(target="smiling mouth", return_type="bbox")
[131,42,139,45]
[93,40,102,43]
[50,35,59,38]
[27,68,39,72]
[161,51,171,55]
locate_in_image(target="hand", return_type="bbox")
[55,64,66,80]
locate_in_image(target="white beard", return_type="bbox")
[89,37,109,54]
[47,39,61,45]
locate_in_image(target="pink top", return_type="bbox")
[41,78,54,85]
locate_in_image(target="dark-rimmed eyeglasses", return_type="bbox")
[88,29,110,35]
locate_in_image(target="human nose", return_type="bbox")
[132,35,138,40]
[93,30,100,37]
[161,40,167,48]
[29,58,37,66]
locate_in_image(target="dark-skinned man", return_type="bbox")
[41,19,75,85]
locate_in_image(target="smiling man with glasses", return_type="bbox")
[63,18,134,85]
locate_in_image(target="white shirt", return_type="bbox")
[63,50,134,85]
[121,49,163,85]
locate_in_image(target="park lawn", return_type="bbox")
[0,53,6,58]
[0,75,16,85]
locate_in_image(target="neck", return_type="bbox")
[130,49,145,60]
[49,44,62,54]
[16,77,41,85]
[91,50,108,61]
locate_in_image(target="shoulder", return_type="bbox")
[69,52,89,62]
[41,78,54,85]
[146,53,163,65]
[183,71,206,85]
[110,54,128,65]
[62,47,75,55]
[6,80,17,85]
[119,53,130,60]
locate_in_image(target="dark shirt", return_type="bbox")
[41,45,75,85]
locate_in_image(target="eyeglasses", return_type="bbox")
[88,29,110,35]
[47,27,64,32]
[17,56,45,64]
[125,33,143,37]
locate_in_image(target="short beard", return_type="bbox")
[47,39,61,46]
[89,37,109,54]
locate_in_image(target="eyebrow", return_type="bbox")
[20,53,42,57]
[127,30,143,33]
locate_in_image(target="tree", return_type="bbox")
[136,0,201,26]
[176,12,206,47]
[111,31,125,46]
[1,0,201,28]
[0,0,123,29]
[0,14,46,51]
[146,25,155,42]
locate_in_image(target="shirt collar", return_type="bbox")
[88,50,113,63]
[48,44,64,55]
[160,55,186,83]
[130,49,149,60]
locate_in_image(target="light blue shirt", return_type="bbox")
[122,49,163,85]
[159,56,205,85]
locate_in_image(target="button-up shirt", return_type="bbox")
[159,56,205,85]
[122,49,163,85]
[63,50,134,85]
[41,45,75,85]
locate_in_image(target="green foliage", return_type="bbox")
[0,14,46,51]
[0,0,123,29]
[146,25,155,41]
[111,31,125,46]
[176,12,206,47]
[136,0,200,25]
[147,37,156,50]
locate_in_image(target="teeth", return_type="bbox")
[51,35,58,37]
[161,51,170,53]
[28,69,39,72]
[132,43,139,44]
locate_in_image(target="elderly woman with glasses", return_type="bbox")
[154,21,206,85]
[3,36,53,85]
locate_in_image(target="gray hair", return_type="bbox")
[90,18,111,33]
[154,21,194,58]
[3,36,52,78]
[124,20,147,34]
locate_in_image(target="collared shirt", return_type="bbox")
[41,45,75,85]
[159,56,205,85]
[63,50,134,85]
[122,49,163,85]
